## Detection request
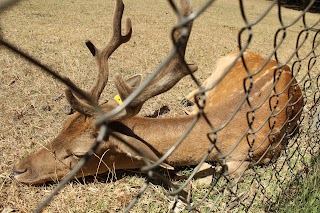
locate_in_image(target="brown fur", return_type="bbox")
[13,51,303,185]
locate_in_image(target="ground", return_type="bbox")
[0,0,319,212]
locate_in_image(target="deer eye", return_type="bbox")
[72,153,86,160]
[62,149,86,160]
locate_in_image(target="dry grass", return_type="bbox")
[1,0,319,212]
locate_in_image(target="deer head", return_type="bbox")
[13,0,197,185]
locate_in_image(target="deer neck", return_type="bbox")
[109,113,217,166]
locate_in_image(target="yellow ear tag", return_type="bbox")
[114,94,123,105]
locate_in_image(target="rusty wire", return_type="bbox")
[1,0,320,212]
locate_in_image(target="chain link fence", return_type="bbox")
[1,0,320,212]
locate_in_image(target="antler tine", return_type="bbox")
[66,0,132,116]
[108,0,132,56]
[115,0,198,117]
[87,0,132,102]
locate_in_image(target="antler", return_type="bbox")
[65,0,132,115]
[115,0,198,117]
[66,0,197,119]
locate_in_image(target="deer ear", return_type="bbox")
[125,74,142,88]
[114,74,142,100]
[112,74,142,108]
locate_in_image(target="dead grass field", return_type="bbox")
[1,0,320,212]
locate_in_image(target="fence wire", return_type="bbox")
[1,0,320,212]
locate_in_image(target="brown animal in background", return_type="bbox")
[13,0,303,185]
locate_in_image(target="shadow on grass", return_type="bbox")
[280,0,320,13]
[30,166,216,202]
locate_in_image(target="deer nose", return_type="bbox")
[13,165,27,177]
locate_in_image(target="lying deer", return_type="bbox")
[13,0,303,185]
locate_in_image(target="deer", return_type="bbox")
[13,0,303,185]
